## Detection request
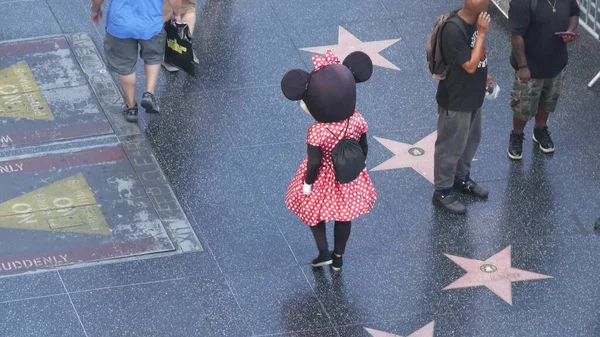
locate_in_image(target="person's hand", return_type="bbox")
[487,75,494,84]
[171,12,182,24]
[302,183,312,195]
[562,32,577,43]
[477,12,491,35]
[91,8,103,24]
[518,67,531,83]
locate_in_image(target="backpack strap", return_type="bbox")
[447,16,469,43]
[325,119,350,140]
[440,15,469,65]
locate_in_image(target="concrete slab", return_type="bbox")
[0,145,179,276]
[0,34,139,149]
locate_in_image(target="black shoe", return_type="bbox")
[311,250,332,267]
[141,92,160,114]
[454,175,489,199]
[432,190,466,214]
[121,103,138,123]
[331,253,343,271]
[533,126,555,153]
[507,131,524,160]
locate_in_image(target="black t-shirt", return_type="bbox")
[436,17,488,112]
[509,0,580,79]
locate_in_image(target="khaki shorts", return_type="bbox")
[163,0,197,22]
[510,70,564,121]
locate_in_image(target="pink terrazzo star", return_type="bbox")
[365,321,435,337]
[371,131,437,183]
[443,246,552,305]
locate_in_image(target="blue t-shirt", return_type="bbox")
[106,0,164,40]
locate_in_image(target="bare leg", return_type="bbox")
[120,73,136,107]
[512,116,528,134]
[534,108,549,127]
[144,63,161,94]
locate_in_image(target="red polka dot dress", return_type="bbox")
[285,111,377,227]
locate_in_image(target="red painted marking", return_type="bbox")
[0,38,69,57]
[0,237,173,274]
[3,122,113,147]
[0,146,128,174]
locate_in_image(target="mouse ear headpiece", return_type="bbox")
[343,51,373,83]
[281,69,310,101]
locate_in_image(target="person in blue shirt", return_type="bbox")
[91,0,182,122]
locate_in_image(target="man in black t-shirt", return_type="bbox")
[507,0,580,160]
[433,0,492,215]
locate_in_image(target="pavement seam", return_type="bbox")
[58,272,90,337]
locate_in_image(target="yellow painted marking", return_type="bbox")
[0,173,111,235]
[167,39,187,54]
[0,62,53,120]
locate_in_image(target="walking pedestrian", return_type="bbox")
[90,0,182,122]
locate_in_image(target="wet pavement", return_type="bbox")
[1,0,600,336]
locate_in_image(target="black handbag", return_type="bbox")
[164,22,195,75]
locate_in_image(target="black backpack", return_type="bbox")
[426,11,468,80]
[326,120,366,184]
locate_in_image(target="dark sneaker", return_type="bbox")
[533,126,555,153]
[331,253,343,271]
[121,103,138,123]
[432,190,466,215]
[454,176,489,199]
[141,92,160,114]
[311,250,332,267]
[507,131,524,160]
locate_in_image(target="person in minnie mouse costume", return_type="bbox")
[281,50,377,271]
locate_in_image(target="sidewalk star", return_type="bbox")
[365,321,435,337]
[300,26,401,70]
[371,131,437,183]
[443,246,553,304]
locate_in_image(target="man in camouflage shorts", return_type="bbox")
[507,0,580,160]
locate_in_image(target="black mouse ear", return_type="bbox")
[281,69,310,100]
[343,51,373,83]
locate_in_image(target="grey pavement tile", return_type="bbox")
[0,295,86,337]
[71,276,251,337]
[145,90,233,154]
[0,1,62,42]
[301,261,450,327]
[211,86,314,147]
[154,148,256,208]
[270,0,388,34]
[192,202,297,273]
[0,271,65,303]
[228,266,333,335]
[189,0,304,90]
[448,305,592,337]
[59,251,218,292]
[45,0,96,34]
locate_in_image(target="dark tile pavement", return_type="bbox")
[2,0,600,336]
